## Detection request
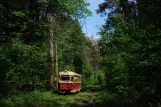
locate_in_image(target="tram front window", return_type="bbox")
[60,76,71,81]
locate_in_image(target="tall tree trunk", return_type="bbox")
[49,13,54,90]
[55,43,58,89]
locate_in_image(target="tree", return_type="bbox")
[49,14,54,89]
[0,0,91,93]
[85,36,100,71]
[98,0,161,106]
[46,0,91,89]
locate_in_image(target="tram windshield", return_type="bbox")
[60,76,72,81]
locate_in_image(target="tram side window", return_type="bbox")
[71,76,77,82]
[71,76,81,82]
[71,77,74,81]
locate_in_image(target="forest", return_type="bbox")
[0,0,161,107]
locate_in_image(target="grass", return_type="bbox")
[0,90,101,107]
[0,85,135,107]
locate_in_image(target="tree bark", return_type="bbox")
[55,43,58,89]
[49,13,54,90]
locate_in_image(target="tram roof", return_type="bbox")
[59,71,81,77]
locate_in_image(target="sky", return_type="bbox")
[82,0,106,39]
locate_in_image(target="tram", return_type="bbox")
[58,70,81,93]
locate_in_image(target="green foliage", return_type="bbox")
[98,0,161,106]
[0,88,137,107]
[96,70,105,85]
[80,36,102,87]
[82,64,93,86]
[46,0,91,18]
[1,37,49,93]
[101,53,128,95]
[82,65,105,87]
[99,17,161,106]
[0,90,102,107]
[0,0,92,95]
[54,18,87,74]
